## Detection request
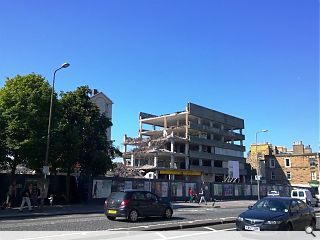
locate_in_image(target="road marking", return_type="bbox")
[156,232,168,239]
[16,232,87,240]
[203,226,217,231]
[217,227,236,231]
[154,231,213,240]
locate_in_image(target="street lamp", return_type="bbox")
[42,63,70,207]
[256,129,268,200]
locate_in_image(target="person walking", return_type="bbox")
[19,184,33,212]
[6,180,17,208]
[31,184,40,208]
[198,187,207,205]
[188,187,194,203]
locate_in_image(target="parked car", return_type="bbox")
[291,189,318,207]
[104,190,173,222]
[267,190,280,197]
[236,197,316,231]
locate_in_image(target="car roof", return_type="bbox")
[263,197,293,201]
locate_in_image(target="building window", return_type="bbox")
[202,145,208,152]
[271,171,275,180]
[285,158,291,167]
[311,172,317,181]
[203,160,211,167]
[214,160,223,168]
[286,172,291,180]
[270,159,275,168]
[191,159,199,166]
[310,158,316,167]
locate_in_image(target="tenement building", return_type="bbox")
[90,89,113,141]
[123,103,246,182]
[247,141,320,188]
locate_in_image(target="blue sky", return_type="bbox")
[0,0,318,157]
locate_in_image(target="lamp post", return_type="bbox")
[256,129,268,200]
[41,63,70,207]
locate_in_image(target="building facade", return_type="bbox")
[247,141,320,188]
[123,103,246,182]
[90,89,113,140]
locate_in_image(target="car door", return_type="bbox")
[290,200,303,230]
[297,200,312,229]
[144,192,162,216]
[131,192,147,216]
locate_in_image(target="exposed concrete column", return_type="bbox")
[198,118,201,125]
[240,129,244,146]
[185,113,189,138]
[154,155,158,167]
[185,157,189,170]
[199,145,202,152]
[139,117,142,138]
[210,134,214,140]
[185,142,190,170]
[130,154,135,167]
[177,119,180,127]
[153,125,156,130]
[170,140,175,168]
[123,134,127,153]
[210,121,213,128]
[199,159,203,166]
[164,117,168,128]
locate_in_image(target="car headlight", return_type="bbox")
[237,217,244,221]
[265,220,282,224]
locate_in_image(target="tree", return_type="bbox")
[54,86,121,202]
[0,108,7,166]
[0,74,55,175]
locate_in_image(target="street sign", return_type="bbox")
[255,175,261,181]
[42,166,49,175]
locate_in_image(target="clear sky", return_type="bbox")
[0,0,319,158]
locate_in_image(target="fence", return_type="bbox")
[0,173,294,206]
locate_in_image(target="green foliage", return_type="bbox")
[0,74,54,173]
[55,86,119,177]
[0,75,121,178]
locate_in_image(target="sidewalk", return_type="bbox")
[174,200,257,209]
[0,204,104,219]
[0,200,257,220]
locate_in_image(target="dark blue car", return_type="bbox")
[236,197,316,231]
[104,190,173,222]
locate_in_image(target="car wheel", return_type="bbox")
[163,208,173,219]
[107,216,116,221]
[286,223,293,231]
[128,209,139,222]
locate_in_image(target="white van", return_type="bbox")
[291,189,318,207]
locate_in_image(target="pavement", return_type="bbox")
[0,200,257,220]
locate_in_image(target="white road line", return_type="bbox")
[154,231,213,240]
[156,232,168,239]
[203,226,217,231]
[217,227,236,231]
[16,232,86,240]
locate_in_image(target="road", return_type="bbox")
[0,207,244,231]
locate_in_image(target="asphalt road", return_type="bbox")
[0,207,245,231]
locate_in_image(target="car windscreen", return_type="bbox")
[252,199,290,213]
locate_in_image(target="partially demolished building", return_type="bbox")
[123,103,246,182]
